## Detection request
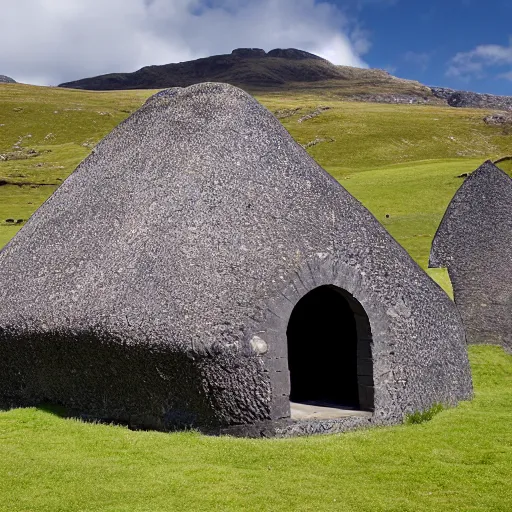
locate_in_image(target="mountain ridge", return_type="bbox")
[58,47,434,100]
[57,48,512,111]
[0,75,16,84]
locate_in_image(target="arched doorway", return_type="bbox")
[286,285,374,412]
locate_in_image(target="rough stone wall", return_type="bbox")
[249,251,472,435]
[430,161,512,351]
[0,83,473,435]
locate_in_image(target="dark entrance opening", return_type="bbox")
[286,285,374,411]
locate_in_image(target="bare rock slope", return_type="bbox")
[431,87,512,111]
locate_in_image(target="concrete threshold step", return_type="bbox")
[290,401,373,421]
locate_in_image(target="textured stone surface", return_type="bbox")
[430,161,512,351]
[430,87,512,111]
[0,83,472,436]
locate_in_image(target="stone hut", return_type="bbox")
[430,161,512,351]
[0,83,472,436]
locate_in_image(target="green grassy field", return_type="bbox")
[0,346,510,512]
[1,84,512,511]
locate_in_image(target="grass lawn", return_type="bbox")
[496,157,512,173]
[0,345,510,512]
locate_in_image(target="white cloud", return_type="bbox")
[447,40,512,80]
[313,34,368,68]
[404,51,431,72]
[499,71,512,82]
[0,0,370,86]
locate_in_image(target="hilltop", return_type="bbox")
[58,47,436,102]
[0,75,16,84]
[57,48,512,111]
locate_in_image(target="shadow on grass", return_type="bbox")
[34,404,162,433]
[36,403,70,418]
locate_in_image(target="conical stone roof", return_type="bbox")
[0,83,472,435]
[430,161,512,350]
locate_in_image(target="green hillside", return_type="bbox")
[0,84,153,248]
[2,83,511,274]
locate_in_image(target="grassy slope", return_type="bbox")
[0,84,154,248]
[0,346,511,512]
[497,157,512,173]
[2,85,511,258]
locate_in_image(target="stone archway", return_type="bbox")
[286,285,374,412]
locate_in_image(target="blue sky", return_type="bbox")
[0,0,511,94]
[348,0,512,94]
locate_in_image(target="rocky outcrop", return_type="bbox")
[267,48,326,60]
[431,87,512,111]
[0,75,16,84]
[484,113,512,125]
[230,48,267,58]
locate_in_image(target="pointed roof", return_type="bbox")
[430,161,512,348]
[0,82,415,347]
